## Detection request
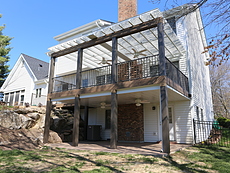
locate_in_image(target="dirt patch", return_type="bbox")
[0,126,42,150]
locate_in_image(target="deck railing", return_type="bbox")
[165,57,189,92]
[53,55,189,94]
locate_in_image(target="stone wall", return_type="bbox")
[118,104,144,141]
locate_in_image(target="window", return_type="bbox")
[96,75,111,86]
[200,108,204,121]
[20,90,25,105]
[96,75,105,85]
[9,92,14,106]
[62,83,68,91]
[82,79,88,88]
[150,65,159,76]
[36,88,42,98]
[196,106,200,121]
[14,91,20,105]
[36,89,38,98]
[172,61,179,69]
[4,93,9,102]
[39,88,42,97]
[105,110,111,129]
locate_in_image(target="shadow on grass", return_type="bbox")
[162,145,230,173]
[55,149,124,173]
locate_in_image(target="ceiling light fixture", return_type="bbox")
[135,99,142,106]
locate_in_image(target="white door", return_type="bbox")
[168,107,175,141]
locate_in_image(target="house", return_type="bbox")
[1,53,49,106]
[44,1,213,153]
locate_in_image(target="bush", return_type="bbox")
[217,117,230,128]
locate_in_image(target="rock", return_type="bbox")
[0,111,36,129]
[48,131,63,143]
[14,109,30,114]
[27,113,40,121]
[32,113,46,129]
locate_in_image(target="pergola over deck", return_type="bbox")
[44,8,188,154]
[48,9,185,70]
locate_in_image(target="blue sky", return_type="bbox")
[0,0,213,69]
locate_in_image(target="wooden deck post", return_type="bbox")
[73,95,80,146]
[84,106,89,140]
[43,56,55,143]
[158,18,170,153]
[111,90,118,149]
[72,48,83,146]
[110,37,118,149]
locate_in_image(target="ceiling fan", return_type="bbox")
[100,102,111,109]
[126,48,147,58]
[135,99,150,106]
[97,57,112,65]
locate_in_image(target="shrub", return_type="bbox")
[217,117,230,128]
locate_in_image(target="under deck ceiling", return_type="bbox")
[54,86,189,108]
[48,8,186,72]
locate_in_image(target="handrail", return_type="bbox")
[52,55,189,94]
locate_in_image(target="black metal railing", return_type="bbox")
[166,57,189,93]
[81,65,112,88]
[53,73,77,92]
[53,55,189,94]
[193,119,230,147]
[117,55,159,82]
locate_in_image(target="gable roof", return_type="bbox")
[22,53,49,80]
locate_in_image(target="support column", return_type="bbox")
[110,37,118,149]
[110,90,118,149]
[43,56,55,143]
[73,95,80,146]
[84,106,89,140]
[72,48,83,146]
[158,18,170,153]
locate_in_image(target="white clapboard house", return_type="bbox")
[1,53,49,106]
[44,3,213,153]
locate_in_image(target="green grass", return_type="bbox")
[0,145,229,172]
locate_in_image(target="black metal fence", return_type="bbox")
[193,119,230,147]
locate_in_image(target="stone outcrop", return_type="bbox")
[0,107,63,150]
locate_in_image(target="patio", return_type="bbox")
[45,141,190,156]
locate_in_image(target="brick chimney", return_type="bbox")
[118,0,137,22]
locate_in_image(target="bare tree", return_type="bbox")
[149,0,230,66]
[210,62,230,117]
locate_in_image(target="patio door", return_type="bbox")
[168,107,175,141]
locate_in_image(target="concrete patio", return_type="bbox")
[46,141,190,156]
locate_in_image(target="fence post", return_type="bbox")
[193,119,197,144]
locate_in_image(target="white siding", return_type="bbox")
[2,60,34,105]
[173,101,193,144]
[176,10,213,121]
[31,82,48,106]
[55,56,77,76]
[144,104,159,142]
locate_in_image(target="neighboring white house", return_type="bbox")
[44,3,213,149]
[1,53,49,106]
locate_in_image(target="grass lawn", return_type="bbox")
[0,145,229,173]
